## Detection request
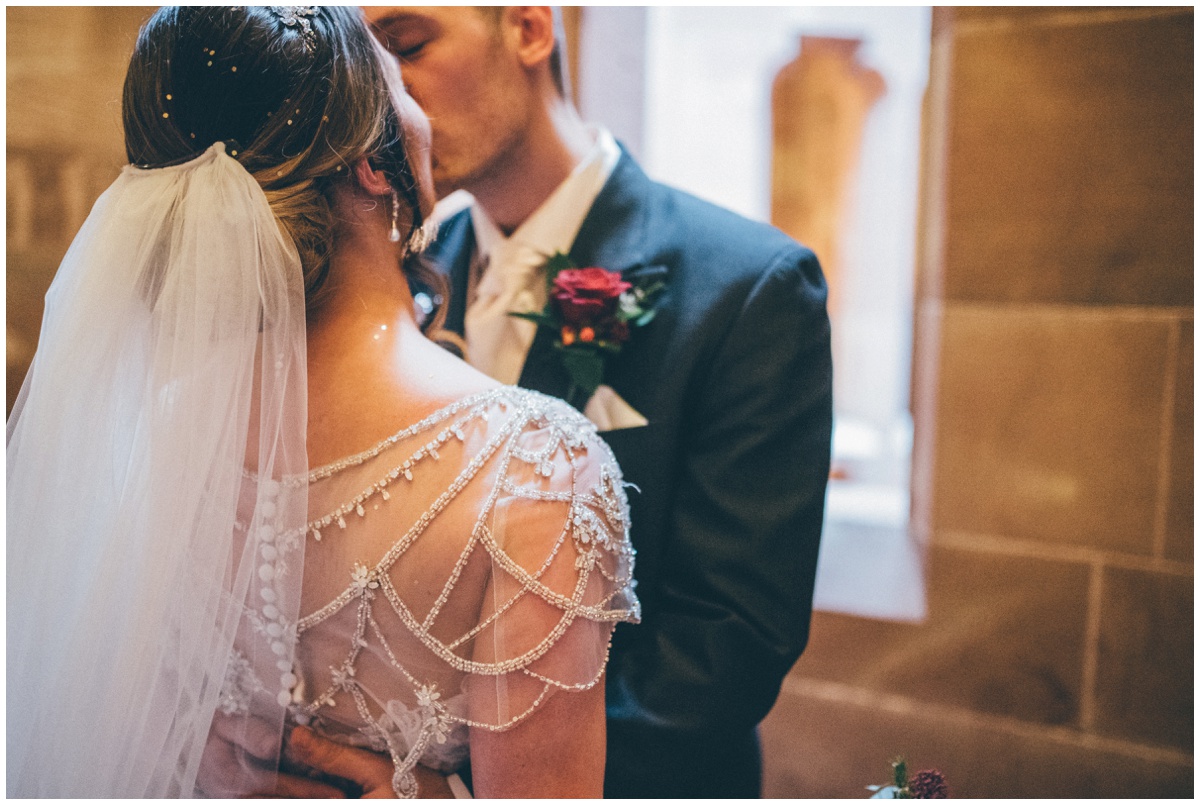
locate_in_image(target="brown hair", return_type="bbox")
[123,6,446,329]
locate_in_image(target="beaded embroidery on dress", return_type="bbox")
[229,386,639,797]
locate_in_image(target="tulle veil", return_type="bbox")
[7,142,309,797]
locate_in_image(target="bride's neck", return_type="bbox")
[306,177,421,352]
[303,242,430,462]
[306,234,424,363]
[301,186,495,464]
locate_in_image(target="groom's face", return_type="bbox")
[365,7,533,199]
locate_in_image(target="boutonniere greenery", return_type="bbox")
[509,252,665,404]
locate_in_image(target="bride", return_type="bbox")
[7,6,638,798]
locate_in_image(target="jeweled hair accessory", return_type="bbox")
[270,6,320,52]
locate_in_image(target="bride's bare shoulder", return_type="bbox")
[306,332,501,467]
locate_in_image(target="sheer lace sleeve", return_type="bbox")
[462,400,640,730]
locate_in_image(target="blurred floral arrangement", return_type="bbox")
[868,758,949,798]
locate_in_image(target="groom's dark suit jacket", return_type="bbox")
[424,150,832,798]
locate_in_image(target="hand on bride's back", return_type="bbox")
[265,726,453,799]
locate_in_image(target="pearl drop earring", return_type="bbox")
[388,189,401,243]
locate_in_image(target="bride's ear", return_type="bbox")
[351,157,391,196]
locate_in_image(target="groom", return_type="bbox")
[367,6,832,797]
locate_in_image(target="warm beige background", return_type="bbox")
[763,6,1192,797]
[7,7,155,413]
[6,6,1193,798]
[770,35,885,317]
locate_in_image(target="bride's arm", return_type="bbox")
[462,410,638,798]
[468,680,606,798]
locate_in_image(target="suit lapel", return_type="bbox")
[568,149,654,274]
[515,319,576,404]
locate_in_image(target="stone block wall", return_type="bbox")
[763,7,1192,798]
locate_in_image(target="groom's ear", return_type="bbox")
[505,7,555,70]
[351,158,391,196]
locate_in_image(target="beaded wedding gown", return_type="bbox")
[226,386,640,796]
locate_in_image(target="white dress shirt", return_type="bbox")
[462,128,621,385]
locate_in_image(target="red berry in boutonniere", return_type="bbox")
[509,252,665,406]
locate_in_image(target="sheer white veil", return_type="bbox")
[7,141,309,797]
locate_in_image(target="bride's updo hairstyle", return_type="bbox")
[123,6,436,316]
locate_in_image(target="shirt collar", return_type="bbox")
[471,127,621,264]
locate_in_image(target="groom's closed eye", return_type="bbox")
[385,31,430,61]
[396,40,429,60]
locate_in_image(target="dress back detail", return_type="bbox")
[225,387,640,797]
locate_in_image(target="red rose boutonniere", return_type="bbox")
[510,252,665,404]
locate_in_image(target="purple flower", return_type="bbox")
[909,769,949,799]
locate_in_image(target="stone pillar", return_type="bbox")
[763,7,1192,797]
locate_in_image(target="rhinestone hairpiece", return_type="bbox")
[271,6,319,52]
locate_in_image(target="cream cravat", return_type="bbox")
[463,240,546,385]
